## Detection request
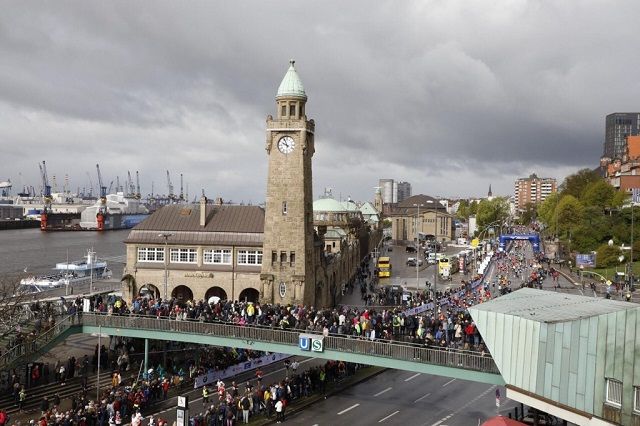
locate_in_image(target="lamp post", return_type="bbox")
[413,203,424,291]
[158,233,173,300]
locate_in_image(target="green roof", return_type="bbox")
[359,202,379,215]
[277,59,307,99]
[313,197,347,212]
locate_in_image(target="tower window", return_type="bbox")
[271,251,277,265]
[290,251,295,266]
[280,251,287,264]
[300,105,304,117]
[289,104,296,117]
[282,201,287,215]
[281,105,286,117]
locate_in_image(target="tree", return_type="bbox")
[517,202,537,226]
[581,180,616,211]
[0,273,37,338]
[596,243,622,268]
[537,192,560,233]
[560,169,601,198]
[475,197,510,230]
[556,195,584,238]
[456,200,470,221]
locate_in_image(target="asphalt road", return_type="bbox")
[288,369,517,426]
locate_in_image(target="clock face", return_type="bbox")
[277,136,295,154]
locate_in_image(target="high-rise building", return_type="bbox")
[396,181,412,203]
[379,179,395,204]
[514,173,557,210]
[604,113,640,159]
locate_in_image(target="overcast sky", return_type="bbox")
[1,1,639,204]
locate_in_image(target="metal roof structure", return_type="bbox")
[276,59,306,99]
[470,288,640,425]
[469,288,632,324]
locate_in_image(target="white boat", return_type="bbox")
[20,251,112,290]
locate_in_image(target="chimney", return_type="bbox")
[200,191,207,227]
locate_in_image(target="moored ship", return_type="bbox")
[19,250,111,292]
[79,192,150,230]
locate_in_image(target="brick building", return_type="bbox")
[514,173,557,211]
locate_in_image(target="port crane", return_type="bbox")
[126,171,135,197]
[86,172,94,197]
[135,171,141,199]
[166,170,175,201]
[179,173,184,201]
[38,160,52,230]
[95,164,107,230]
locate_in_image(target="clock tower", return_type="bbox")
[260,60,316,305]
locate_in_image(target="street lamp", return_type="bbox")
[413,203,424,291]
[158,233,174,300]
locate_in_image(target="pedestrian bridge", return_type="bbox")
[0,312,504,385]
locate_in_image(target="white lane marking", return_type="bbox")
[337,403,360,415]
[404,373,421,382]
[413,392,431,403]
[430,421,443,426]
[442,378,456,387]
[374,386,393,396]
[378,411,400,423]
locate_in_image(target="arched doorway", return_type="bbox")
[205,286,228,301]
[138,284,160,299]
[171,285,194,302]
[238,288,259,303]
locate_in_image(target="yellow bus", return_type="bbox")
[438,257,451,277]
[377,256,392,278]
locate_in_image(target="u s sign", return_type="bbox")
[299,334,324,353]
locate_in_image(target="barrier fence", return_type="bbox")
[1,313,500,375]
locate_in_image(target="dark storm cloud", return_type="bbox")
[1,1,639,202]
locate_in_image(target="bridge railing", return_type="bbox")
[0,314,77,368]
[82,313,500,374]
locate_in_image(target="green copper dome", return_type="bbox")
[276,59,307,99]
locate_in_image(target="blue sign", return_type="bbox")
[576,253,596,268]
[499,234,541,253]
[299,334,324,352]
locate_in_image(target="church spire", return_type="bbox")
[488,184,492,197]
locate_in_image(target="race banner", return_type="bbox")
[194,352,290,388]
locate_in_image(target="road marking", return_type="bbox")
[378,410,400,423]
[374,386,393,396]
[404,373,421,381]
[337,403,360,415]
[430,421,443,426]
[414,392,431,403]
[442,378,456,387]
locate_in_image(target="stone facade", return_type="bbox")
[121,61,377,308]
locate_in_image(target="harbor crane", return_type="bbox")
[126,171,134,197]
[179,173,184,201]
[38,160,52,230]
[166,170,175,201]
[95,164,107,230]
[135,171,141,199]
[86,172,94,197]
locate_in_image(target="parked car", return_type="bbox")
[406,258,423,267]
[406,246,417,253]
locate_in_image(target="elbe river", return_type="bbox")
[0,228,129,278]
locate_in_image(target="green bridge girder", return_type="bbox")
[81,325,504,385]
[1,314,504,386]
